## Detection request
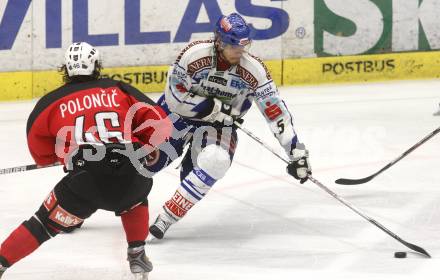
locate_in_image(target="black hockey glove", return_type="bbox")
[201,98,234,125]
[286,143,311,184]
[233,118,244,127]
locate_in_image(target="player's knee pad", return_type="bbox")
[35,180,94,234]
[35,195,85,235]
[197,144,231,180]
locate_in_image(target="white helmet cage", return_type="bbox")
[64,42,100,77]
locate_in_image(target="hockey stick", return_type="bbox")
[234,121,431,258]
[335,126,440,185]
[0,163,60,175]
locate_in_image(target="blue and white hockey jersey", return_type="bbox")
[163,40,299,157]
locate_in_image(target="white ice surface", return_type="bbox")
[0,80,439,280]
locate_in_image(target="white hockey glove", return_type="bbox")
[287,143,312,184]
[201,98,233,125]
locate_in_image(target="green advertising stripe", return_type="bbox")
[314,0,440,57]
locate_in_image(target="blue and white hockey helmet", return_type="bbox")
[215,13,252,47]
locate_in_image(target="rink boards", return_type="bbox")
[1,50,440,101]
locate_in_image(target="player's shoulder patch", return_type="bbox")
[236,53,273,89]
[175,40,214,64]
[245,53,272,81]
[236,64,258,90]
[187,56,213,76]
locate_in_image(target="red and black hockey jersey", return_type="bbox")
[26,78,172,166]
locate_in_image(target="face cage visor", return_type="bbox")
[219,40,252,52]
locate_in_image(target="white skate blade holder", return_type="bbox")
[146,234,158,244]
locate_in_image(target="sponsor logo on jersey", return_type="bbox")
[264,101,282,120]
[236,65,258,89]
[49,205,84,228]
[175,83,187,93]
[208,75,228,86]
[172,67,188,82]
[192,71,209,85]
[43,190,58,211]
[188,56,212,76]
[255,83,276,100]
[194,78,237,101]
[165,191,194,218]
[200,83,235,100]
[230,79,247,90]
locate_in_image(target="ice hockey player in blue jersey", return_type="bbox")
[147,13,312,240]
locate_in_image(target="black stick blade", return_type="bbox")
[370,219,432,258]
[400,240,431,258]
[335,174,375,185]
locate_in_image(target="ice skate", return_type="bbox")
[149,211,176,240]
[127,246,152,280]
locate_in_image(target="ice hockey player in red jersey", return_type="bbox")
[0,42,172,279]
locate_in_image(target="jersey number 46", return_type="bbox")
[74,112,125,144]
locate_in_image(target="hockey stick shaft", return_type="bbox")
[235,121,431,257]
[233,121,289,164]
[0,163,60,175]
[335,126,440,185]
